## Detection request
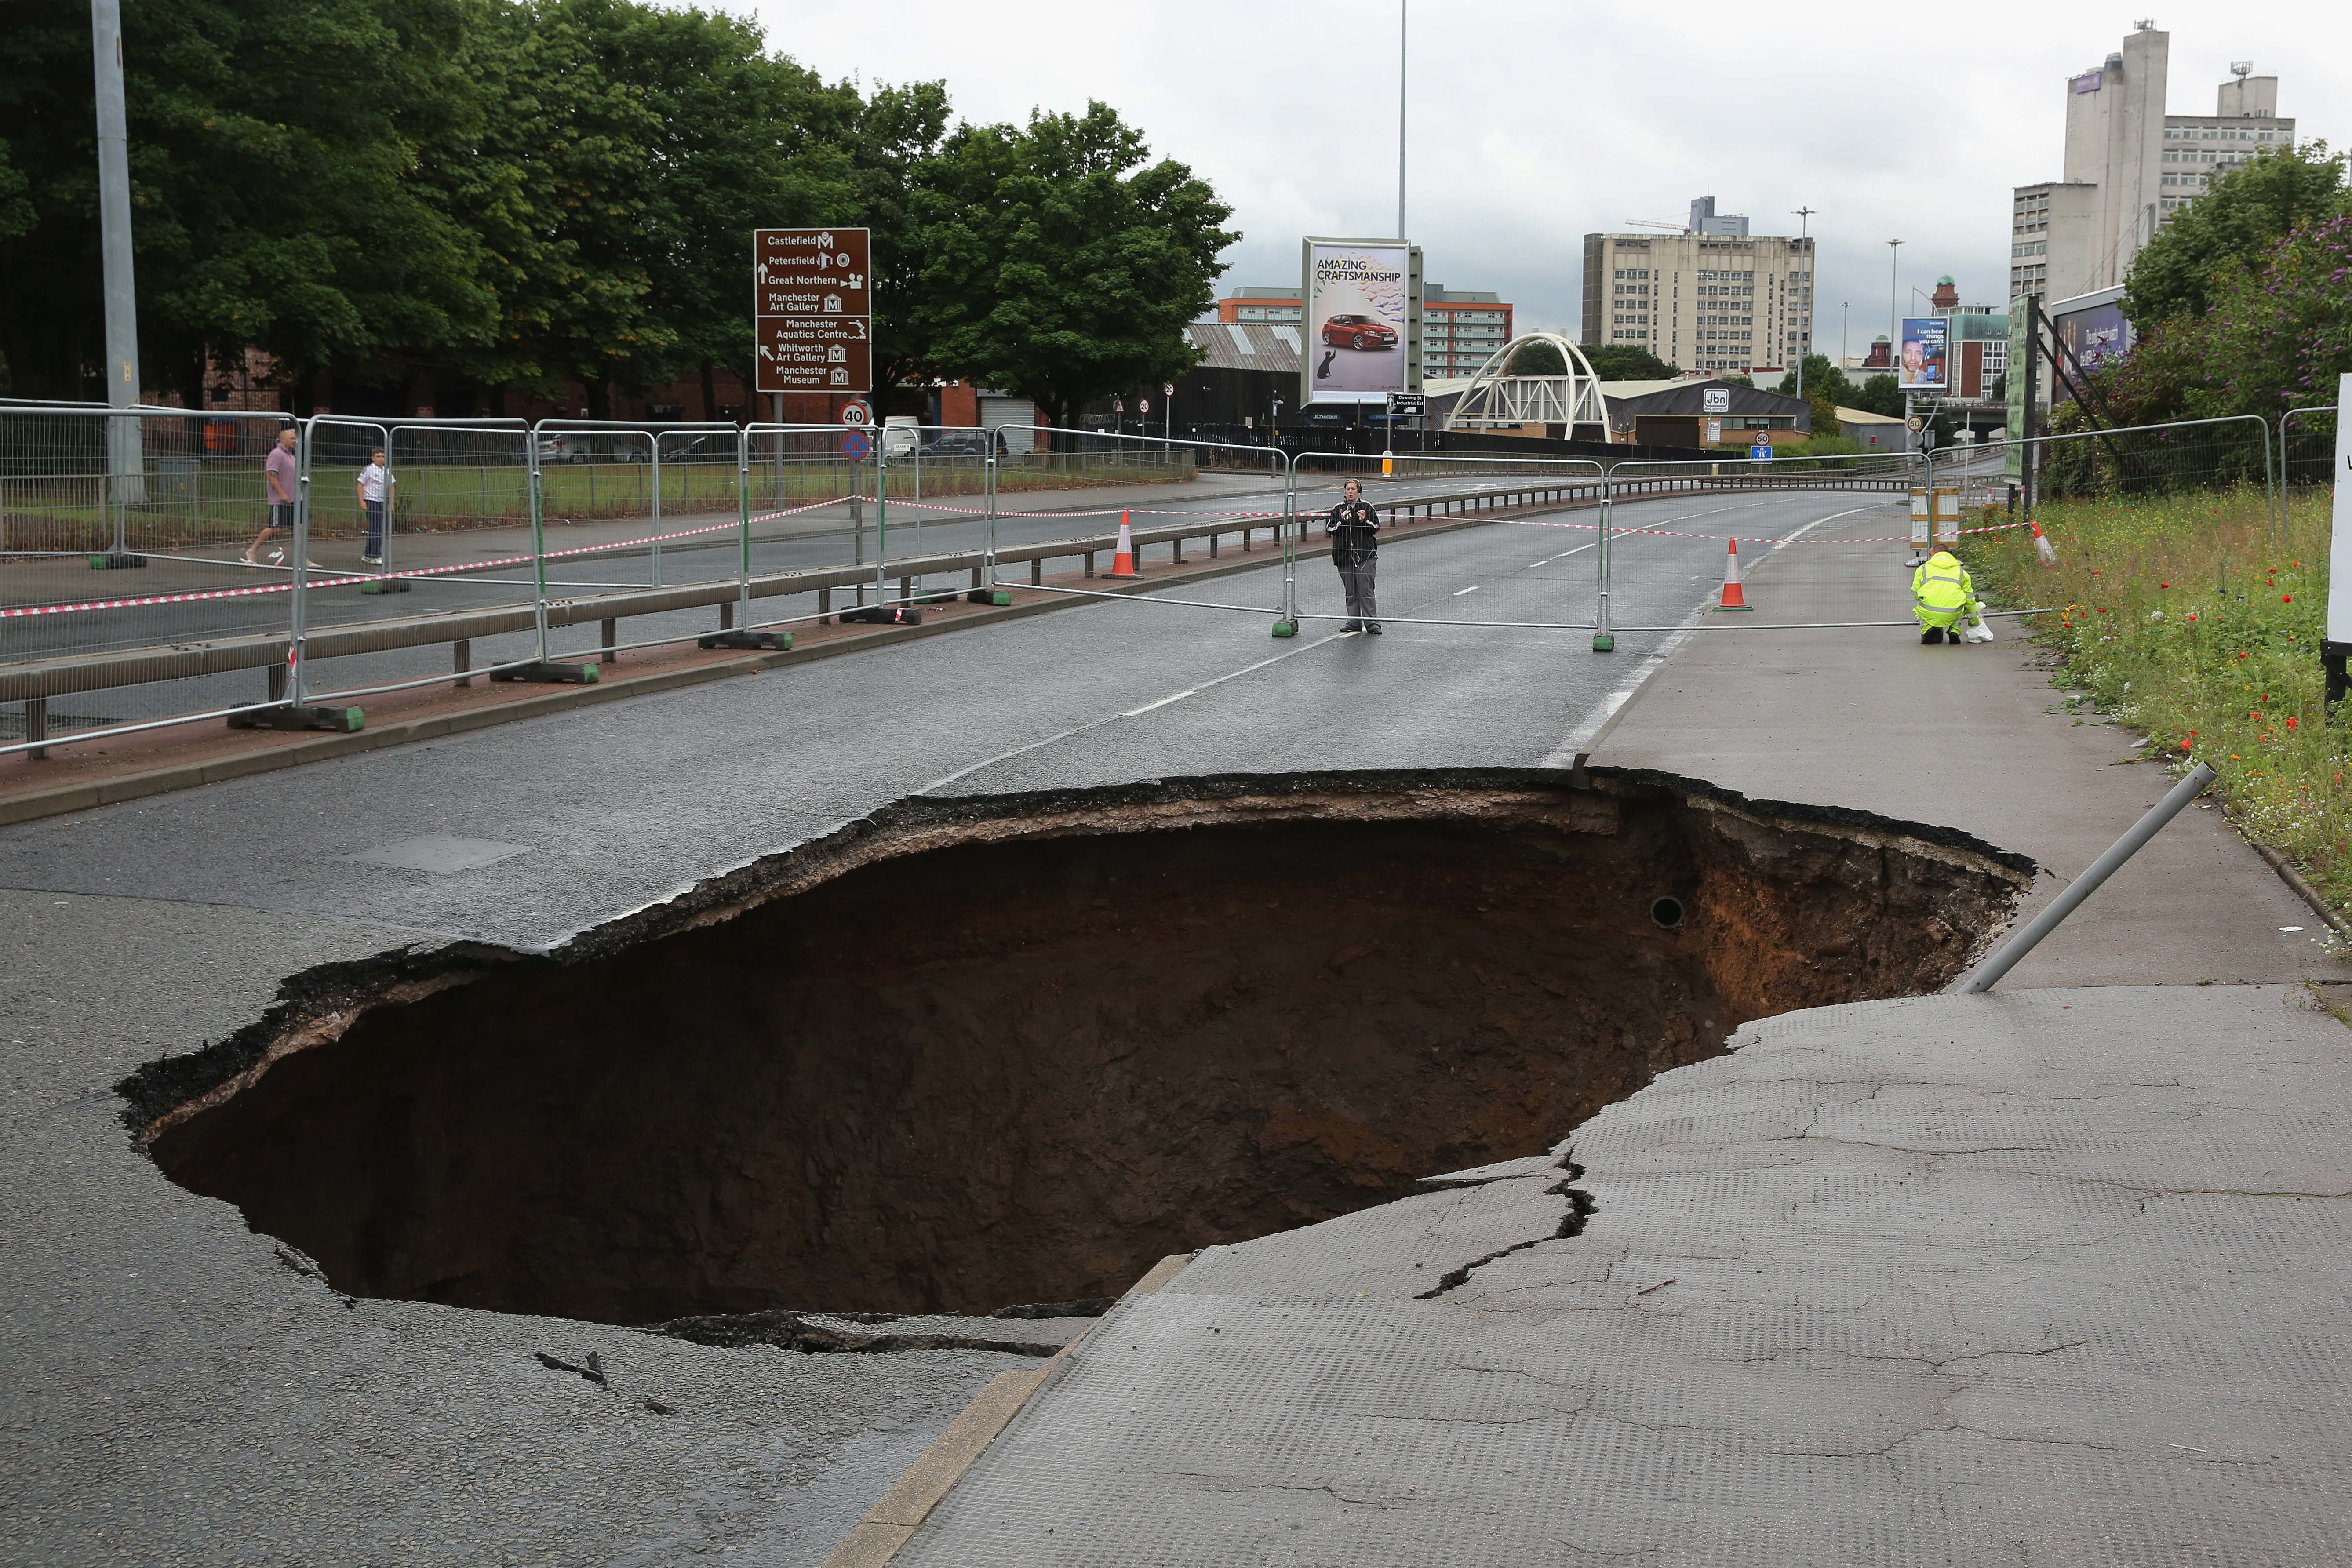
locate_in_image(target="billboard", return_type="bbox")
[1301,238,1421,405]
[2051,295,2132,405]
[754,227,871,395]
[1897,316,1949,393]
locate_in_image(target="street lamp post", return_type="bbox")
[91,0,145,513]
[1397,0,1408,240]
[1889,238,1908,441]
[1791,206,1815,401]
[1887,239,1903,359]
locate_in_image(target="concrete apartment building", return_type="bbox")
[2010,25,2293,301]
[1215,283,1513,383]
[1582,203,1817,375]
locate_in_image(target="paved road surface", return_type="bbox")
[0,487,1893,949]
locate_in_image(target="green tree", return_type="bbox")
[850,80,951,399]
[1773,353,1853,406]
[0,0,490,403]
[2122,141,2347,325]
[2097,208,2352,424]
[914,101,1235,429]
[1505,339,1566,377]
[569,2,862,419]
[1577,342,1675,380]
[1848,372,1905,418]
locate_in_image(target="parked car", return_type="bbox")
[656,432,725,462]
[539,431,608,463]
[917,429,1007,457]
[1320,314,1398,350]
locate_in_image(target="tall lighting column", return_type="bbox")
[91,0,145,507]
[1397,0,1407,240]
[1790,206,1815,400]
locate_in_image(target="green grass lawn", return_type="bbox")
[1970,484,2351,922]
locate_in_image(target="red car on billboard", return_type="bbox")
[1320,314,1398,350]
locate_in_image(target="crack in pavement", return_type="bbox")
[1417,1164,1596,1300]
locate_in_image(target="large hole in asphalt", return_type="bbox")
[127,771,2029,1327]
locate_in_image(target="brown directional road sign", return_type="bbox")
[754,227,872,396]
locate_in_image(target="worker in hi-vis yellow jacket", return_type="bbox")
[1912,549,1982,645]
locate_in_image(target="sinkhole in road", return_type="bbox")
[129,771,2030,1327]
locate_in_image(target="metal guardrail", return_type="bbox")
[0,477,1620,706]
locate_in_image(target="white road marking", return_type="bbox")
[1454,585,1481,595]
[1122,689,1197,717]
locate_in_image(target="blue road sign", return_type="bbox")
[1750,444,1771,461]
[843,429,871,461]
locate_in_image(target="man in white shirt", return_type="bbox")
[356,447,394,565]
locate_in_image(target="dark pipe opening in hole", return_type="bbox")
[134,775,2026,1326]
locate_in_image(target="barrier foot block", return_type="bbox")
[1271,620,1298,639]
[490,661,601,684]
[698,629,792,651]
[228,704,365,733]
[1591,632,1616,652]
[837,606,924,626]
[89,553,148,570]
[359,578,412,595]
[965,589,1013,607]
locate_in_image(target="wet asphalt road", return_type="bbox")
[0,487,1905,950]
[0,483,1909,1567]
[14,467,1604,734]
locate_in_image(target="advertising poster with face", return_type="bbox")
[1898,317,1949,393]
[1304,240,1411,403]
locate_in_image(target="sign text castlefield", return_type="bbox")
[754,227,872,395]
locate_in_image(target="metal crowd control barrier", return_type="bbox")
[26,409,2287,769]
[1591,450,1930,640]
[1286,449,1608,637]
[1,402,353,756]
[1982,413,2276,538]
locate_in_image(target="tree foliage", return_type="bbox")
[1576,342,1675,381]
[0,2,1230,419]
[2063,144,2352,431]
[913,102,1234,428]
[2121,142,2347,326]
[1505,339,1566,377]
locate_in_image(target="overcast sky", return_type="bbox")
[737,1,2346,359]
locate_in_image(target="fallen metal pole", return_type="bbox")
[1958,760,2218,993]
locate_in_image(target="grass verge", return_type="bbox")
[1970,484,2350,926]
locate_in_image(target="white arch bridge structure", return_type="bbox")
[1440,331,1608,437]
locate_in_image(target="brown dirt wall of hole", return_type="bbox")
[127,769,2033,1326]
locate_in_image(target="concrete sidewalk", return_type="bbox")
[899,986,2352,1565]
[1591,502,2326,986]
[879,497,2352,1565]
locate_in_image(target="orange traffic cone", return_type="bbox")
[1713,536,1752,612]
[2032,519,2057,566]
[1107,509,1140,578]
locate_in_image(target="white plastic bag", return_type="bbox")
[1960,613,1995,644]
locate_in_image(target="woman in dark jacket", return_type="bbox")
[1325,478,1381,633]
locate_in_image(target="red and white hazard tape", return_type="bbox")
[2,494,852,621]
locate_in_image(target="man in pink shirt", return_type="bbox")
[246,426,302,564]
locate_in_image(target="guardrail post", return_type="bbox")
[694,425,788,650]
[1593,477,1614,652]
[649,431,663,586]
[1273,451,1299,637]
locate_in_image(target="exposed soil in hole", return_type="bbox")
[125,769,2031,1325]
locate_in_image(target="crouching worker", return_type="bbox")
[1912,549,1982,645]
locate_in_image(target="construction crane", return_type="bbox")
[1626,219,1691,233]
